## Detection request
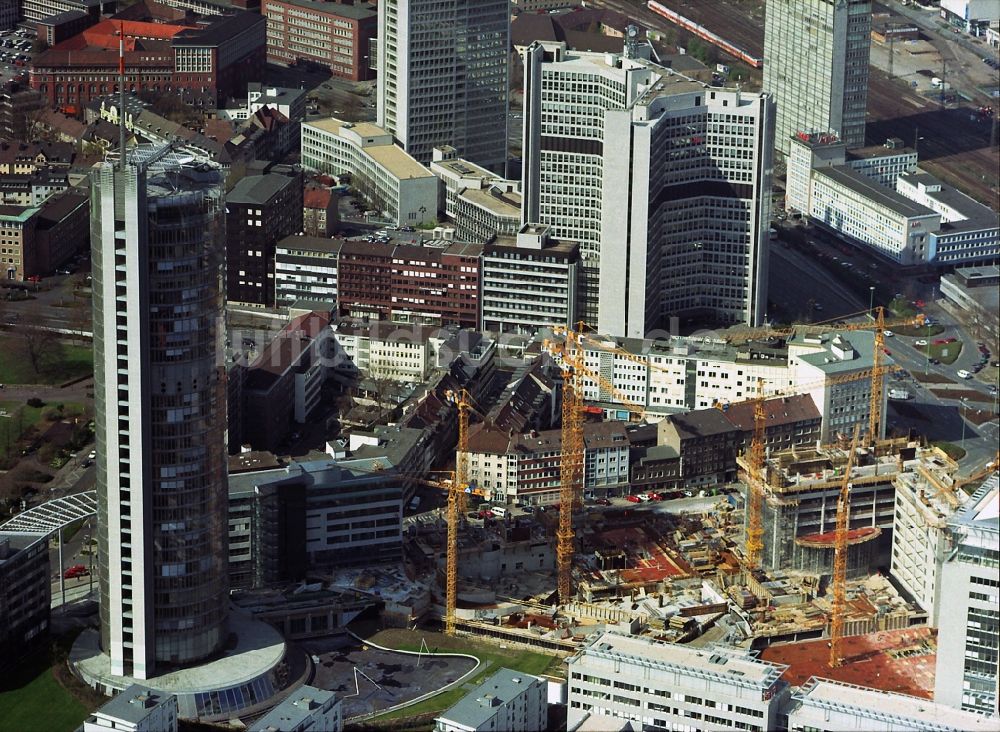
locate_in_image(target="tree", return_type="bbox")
[17,324,64,378]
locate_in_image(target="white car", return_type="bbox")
[636,493,652,502]
[914,339,928,346]
[883,330,894,337]
[957,369,972,379]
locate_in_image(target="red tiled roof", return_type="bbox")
[303,186,333,210]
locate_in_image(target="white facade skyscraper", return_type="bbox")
[934,475,1000,716]
[522,39,774,337]
[92,148,230,679]
[376,0,509,169]
[764,0,871,154]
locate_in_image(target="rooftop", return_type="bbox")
[273,0,375,19]
[815,165,938,220]
[89,684,174,725]
[461,185,522,217]
[276,234,344,255]
[791,677,999,730]
[667,408,737,441]
[572,632,787,690]
[721,393,821,432]
[172,11,265,47]
[227,173,296,205]
[249,686,336,731]
[437,668,541,729]
[759,627,936,698]
[898,172,1000,233]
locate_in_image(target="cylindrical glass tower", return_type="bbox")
[92,149,229,679]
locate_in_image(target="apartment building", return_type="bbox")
[0,205,36,281]
[464,421,630,505]
[522,40,773,334]
[430,146,522,243]
[332,319,443,383]
[435,668,547,732]
[481,224,579,335]
[226,171,304,307]
[562,327,880,443]
[274,235,341,308]
[934,475,1000,716]
[787,677,998,732]
[263,0,376,81]
[764,0,871,153]
[301,118,437,226]
[302,184,338,237]
[566,632,789,731]
[376,0,509,169]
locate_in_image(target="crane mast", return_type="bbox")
[445,389,472,635]
[555,326,585,605]
[829,424,862,668]
[745,380,767,570]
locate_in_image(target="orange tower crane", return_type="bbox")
[544,324,648,604]
[744,379,768,570]
[829,424,862,668]
[444,388,473,636]
[728,307,924,443]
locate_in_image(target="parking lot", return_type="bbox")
[0,26,37,84]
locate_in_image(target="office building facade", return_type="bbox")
[91,148,229,679]
[764,0,871,154]
[376,0,509,169]
[522,40,773,335]
[934,475,1000,716]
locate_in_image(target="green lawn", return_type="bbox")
[0,401,45,462]
[916,340,963,365]
[366,630,564,721]
[0,658,89,732]
[0,336,93,385]
[893,323,945,338]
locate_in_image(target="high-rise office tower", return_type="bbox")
[91,147,230,679]
[764,0,871,154]
[376,0,509,169]
[934,475,1000,716]
[522,39,774,336]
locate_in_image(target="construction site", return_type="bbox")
[287,313,997,707]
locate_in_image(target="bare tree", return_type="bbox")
[18,324,64,378]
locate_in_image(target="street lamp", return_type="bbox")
[869,286,875,320]
[924,317,931,376]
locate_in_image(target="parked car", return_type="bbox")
[957,369,972,379]
[63,564,89,579]
[914,339,928,346]
[594,498,612,506]
[625,494,641,503]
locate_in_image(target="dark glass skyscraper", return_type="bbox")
[92,147,229,679]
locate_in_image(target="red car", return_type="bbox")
[625,494,641,503]
[648,492,664,501]
[63,564,88,579]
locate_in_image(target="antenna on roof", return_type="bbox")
[118,20,126,170]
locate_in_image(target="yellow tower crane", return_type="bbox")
[829,424,862,668]
[444,388,473,636]
[727,307,924,443]
[543,323,648,604]
[744,379,768,570]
